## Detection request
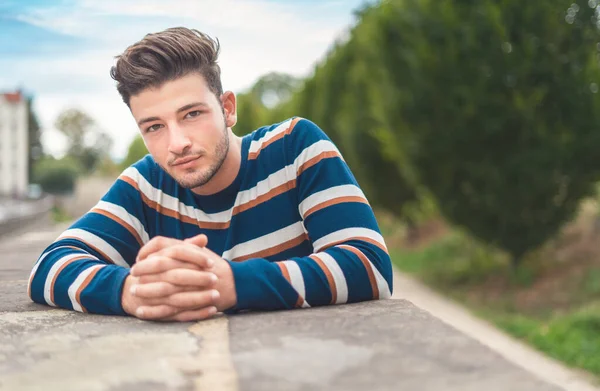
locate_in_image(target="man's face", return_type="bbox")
[130,73,231,189]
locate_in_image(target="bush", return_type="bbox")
[33,157,80,195]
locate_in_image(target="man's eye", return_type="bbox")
[146,124,162,133]
[185,110,202,119]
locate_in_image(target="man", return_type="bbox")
[28,27,393,322]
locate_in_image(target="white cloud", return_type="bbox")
[4,0,367,160]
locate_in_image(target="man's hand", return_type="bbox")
[122,234,221,321]
[131,241,237,313]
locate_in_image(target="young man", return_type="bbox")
[28,27,393,322]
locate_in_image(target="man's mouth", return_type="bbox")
[171,155,200,166]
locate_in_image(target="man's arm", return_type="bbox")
[28,166,150,315]
[226,118,393,311]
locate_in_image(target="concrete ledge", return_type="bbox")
[0,197,53,237]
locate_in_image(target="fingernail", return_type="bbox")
[130,267,137,276]
[130,285,137,296]
[136,308,145,317]
[207,258,214,268]
[212,290,220,300]
[208,306,217,315]
[210,273,218,283]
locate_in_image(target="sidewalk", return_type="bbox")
[391,269,600,391]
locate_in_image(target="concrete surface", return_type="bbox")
[0,223,575,391]
[392,270,600,391]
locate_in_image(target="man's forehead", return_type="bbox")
[130,75,213,117]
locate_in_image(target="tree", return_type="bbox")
[234,72,300,136]
[26,96,43,184]
[120,135,148,170]
[54,108,113,174]
[375,0,600,265]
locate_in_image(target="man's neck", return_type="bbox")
[191,130,243,196]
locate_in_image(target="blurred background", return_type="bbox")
[1,0,600,381]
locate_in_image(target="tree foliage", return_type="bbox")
[55,108,113,174]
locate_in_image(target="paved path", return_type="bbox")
[0,223,584,391]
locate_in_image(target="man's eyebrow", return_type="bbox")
[177,102,209,113]
[136,102,209,127]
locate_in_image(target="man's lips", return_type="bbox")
[171,155,200,166]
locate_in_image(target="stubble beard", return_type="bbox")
[172,123,230,190]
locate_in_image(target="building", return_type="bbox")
[0,91,29,198]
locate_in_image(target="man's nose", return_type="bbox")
[168,124,192,155]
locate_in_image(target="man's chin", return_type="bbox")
[171,172,213,189]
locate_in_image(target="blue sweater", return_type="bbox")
[28,117,393,314]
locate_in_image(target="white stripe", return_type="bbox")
[68,265,105,312]
[222,221,305,261]
[43,252,97,306]
[372,264,392,299]
[315,252,348,304]
[234,166,290,208]
[94,200,150,244]
[122,167,231,224]
[294,139,343,171]
[298,185,366,217]
[313,227,387,252]
[248,119,293,154]
[58,228,129,268]
[281,260,306,299]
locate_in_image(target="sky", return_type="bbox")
[0,0,371,160]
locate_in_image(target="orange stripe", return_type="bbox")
[232,233,309,262]
[76,266,103,313]
[304,196,369,218]
[61,236,114,264]
[277,262,291,283]
[49,255,90,304]
[92,208,144,247]
[295,296,304,308]
[310,254,337,304]
[248,117,301,160]
[297,151,340,177]
[233,179,297,216]
[120,175,230,230]
[339,245,378,299]
[319,236,387,253]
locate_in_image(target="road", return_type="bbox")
[0,222,575,391]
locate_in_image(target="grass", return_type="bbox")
[388,221,600,378]
[51,206,73,223]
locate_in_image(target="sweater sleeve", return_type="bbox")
[228,118,393,311]
[28,163,152,315]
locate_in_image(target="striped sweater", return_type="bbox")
[28,117,393,315]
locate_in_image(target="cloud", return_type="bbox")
[1,0,368,160]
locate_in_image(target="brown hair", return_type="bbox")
[110,27,223,106]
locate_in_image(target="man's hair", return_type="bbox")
[110,27,223,106]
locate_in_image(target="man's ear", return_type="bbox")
[221,91,237,128]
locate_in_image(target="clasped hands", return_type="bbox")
[121,234,237,322]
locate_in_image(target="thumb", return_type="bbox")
[184,234,208,247]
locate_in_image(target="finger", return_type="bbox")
[131,255,202,277]
[165,289,220,309]
[158,245,215,269]
[138,269,218,286]
[163,269,219,287]
[136,236,183,262]
[135,304,180,320]
[131,281,198,299]
[163,306,218,322]
[184,234,208,247]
